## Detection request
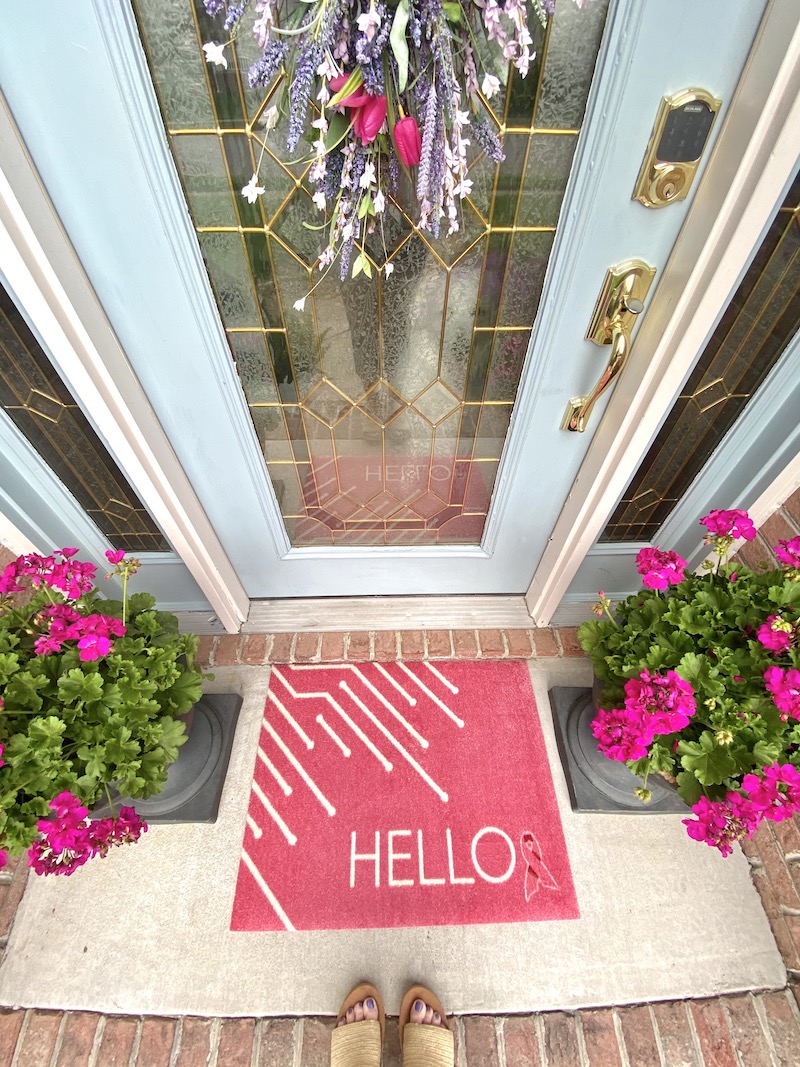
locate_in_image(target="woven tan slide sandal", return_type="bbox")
[399,985,455,1067]
[330,982,385,1067]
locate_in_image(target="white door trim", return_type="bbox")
[0,94,249,632]
[526,0,800,625]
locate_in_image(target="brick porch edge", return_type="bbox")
[2,628,800,1066]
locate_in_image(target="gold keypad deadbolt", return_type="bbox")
[633,88,721,208]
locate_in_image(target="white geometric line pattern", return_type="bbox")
[257,747,292,796]
[317,714,351,756]
[374,662,417,705]
[252,780,297,845]
[396,662,464,728]
[425,661,459,694]
[262,717,336,816]
[241,849,295,931]
[339,681,449,803]
[288,664,427,748]
[268,681,314,749]
[246,814,262,839]
[275,670,392,770]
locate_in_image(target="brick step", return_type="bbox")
[198,626,585,667]
[1,992,798,1066]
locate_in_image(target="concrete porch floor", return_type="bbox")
[1,627,799,1066]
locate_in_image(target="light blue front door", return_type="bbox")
[0,0,768,602]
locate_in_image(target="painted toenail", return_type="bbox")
[434,1013,440,1023]
[414,1000,424,1012]
[366,998,375,1010]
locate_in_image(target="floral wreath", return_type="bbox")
[201,0,595,306]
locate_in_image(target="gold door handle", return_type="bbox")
[561,259,656,433]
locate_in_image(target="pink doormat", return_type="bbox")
[230,661,579,931]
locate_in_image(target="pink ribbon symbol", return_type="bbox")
[520,831,558,902]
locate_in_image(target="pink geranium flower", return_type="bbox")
[105,550,126,564]
[635,547,688,590]
[683,793,762,856]
[591,706,652,762]
[756,615,794,654]
[623,669,696,734]
[743,763,800,822]
[775,535,800,568]
[764,665,800,720]
[700,508,756,541]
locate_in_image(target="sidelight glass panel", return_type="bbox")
[0,283,169,552]
[602,169,800,542]
[134,0,610,545]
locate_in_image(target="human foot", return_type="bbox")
[408,997,447,1028]
[331,983,384,1067]
[336,995,380,1027]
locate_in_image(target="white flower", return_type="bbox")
[356,7,382,41]
[260,105,279,132]
[202,42,228,69]
[293,297,307,312]
[312,190,327,211]
[384,262,394,277]
[359,161,376,190]
[241,174,265,203]
[373,190,385,214]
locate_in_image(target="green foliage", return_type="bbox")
[578,560,800,810]
[0,579,207,856]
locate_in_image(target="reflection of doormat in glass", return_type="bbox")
[230,662,579,931]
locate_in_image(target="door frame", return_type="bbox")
[0,94,249,631]
[0,2,795,630]
[527,0,800,624]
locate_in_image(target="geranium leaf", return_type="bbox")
[678,731,737,785]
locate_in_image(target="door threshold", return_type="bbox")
[241,595,533,634]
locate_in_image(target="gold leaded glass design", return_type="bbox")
[0,282,169,552]
[602,169,800,542]
[134,0,609,545]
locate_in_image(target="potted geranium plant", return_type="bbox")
[0,548,204,875]
[579,509,800,856]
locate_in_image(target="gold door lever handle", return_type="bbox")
[562,322,629,432]
[561,259,656,433]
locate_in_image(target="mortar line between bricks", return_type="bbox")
[250,1017,263,1067]
[536,1014,549,1066]
[494,1016,507,1067]
[750,994,780,1067]
[783,985,800,1026]
[87,1015,106,1067]
[454,1016,467,1067]
[648,1004,668,1067]
[293,1017,304,1067]
[611,1008,633,1067]
[48,1010,69,1067]
[9,1007,31,1067]
[574,1013,590,1067]
[169,1017,184,1067]
[208,1017,222,1067]
[128,1018,144,1067]
[684,1001,705,1066]
[719,1000,745,1067]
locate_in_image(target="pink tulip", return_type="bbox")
[353,94,387,144]
[329,72,370,109]
[393,115,422,166]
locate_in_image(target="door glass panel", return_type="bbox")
[134,0,609,546]
[0,283,169,552]
[602,168,800,542]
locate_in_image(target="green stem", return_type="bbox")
[122,572,128,627]
[103,782,117,820]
